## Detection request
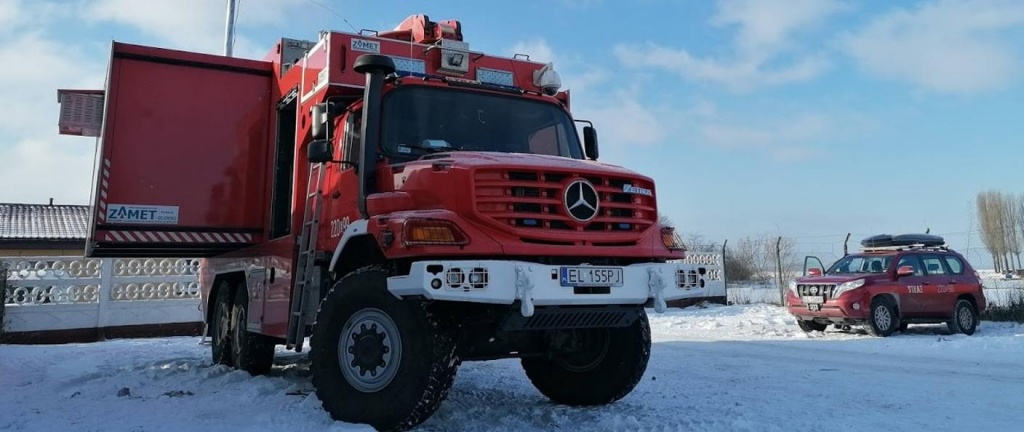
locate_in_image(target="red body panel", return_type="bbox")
[86,42,273,257]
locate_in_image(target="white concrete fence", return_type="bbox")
[2,256,204,342]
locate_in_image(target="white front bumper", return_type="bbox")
[387,259,725,317]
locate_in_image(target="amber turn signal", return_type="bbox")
[403,219,469,246]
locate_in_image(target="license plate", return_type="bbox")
[807,303,822,312]
[559,267,623,287]
[802,295,824,304]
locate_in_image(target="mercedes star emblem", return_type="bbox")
[564,179,599,222]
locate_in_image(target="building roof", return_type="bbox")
[0,203,90,241]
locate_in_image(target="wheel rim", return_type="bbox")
[339,308,402,393]
[554,328,611,373]
[231,301,245,356]
[957,305,973,330]
[874,305,892,330]
[216,301,231,345]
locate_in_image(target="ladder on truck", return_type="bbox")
[286,162,326,351]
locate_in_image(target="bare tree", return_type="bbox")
[657,213,673,228]
[682,233,718,253]
[978,191,1007,273]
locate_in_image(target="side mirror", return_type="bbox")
[311,103,328,139]
[897,266,914,277]
[583,126,599,160]
[807,268,822,277]
[307,139,333,164]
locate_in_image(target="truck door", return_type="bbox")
[321,108,364,253]
[58,42,274,258]
[918,253,956,313]
[894,254,927,316]
[803,256,825,276]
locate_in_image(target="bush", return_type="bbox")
[981,289,1024,323]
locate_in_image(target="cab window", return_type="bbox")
[896,255,924,276]
[919,255,947,275]
[342,110,362,171]
[943,255,965,275]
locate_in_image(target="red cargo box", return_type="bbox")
[72,42,275,257]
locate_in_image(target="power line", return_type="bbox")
[303,0,359,33]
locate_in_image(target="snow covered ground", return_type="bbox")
[2,304,1022,432]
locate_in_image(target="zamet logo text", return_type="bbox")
[351,39,381,54]
[106,204,179,225]
[622,184,653,196]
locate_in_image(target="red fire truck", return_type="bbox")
[57,15,723,431]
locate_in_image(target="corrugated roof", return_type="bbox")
[0,203,90,241]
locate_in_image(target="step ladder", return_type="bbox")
[285,162,325,351]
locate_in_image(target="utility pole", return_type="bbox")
[223,0,237,57]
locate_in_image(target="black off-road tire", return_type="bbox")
[210,281,234,366]
[797,320,828,332]
[310,266,459,432]
[522,308,651,406]
[864,296,899,337]
[230,287,276,375]
[946,299,979,336]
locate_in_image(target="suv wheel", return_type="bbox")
[797,320,827,332]
[864,297,899,337]
[946,299,979,336]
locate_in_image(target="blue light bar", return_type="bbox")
[388,56,426,75]
[477,68,514,87]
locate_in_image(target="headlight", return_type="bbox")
[832,278,865,298]
[788,280,798,295]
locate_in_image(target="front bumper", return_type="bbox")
[787,294,869,322]
[387,258,725,317]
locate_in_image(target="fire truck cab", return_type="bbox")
[57,14,724,431]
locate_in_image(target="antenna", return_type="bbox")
[223,0,238,57]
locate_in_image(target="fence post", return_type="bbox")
[722,239,729,304]
[775,236,784,305]
[96,258,114,340]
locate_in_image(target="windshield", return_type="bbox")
[826,255,893,275]
[380,85,584,161]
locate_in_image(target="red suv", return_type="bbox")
[786,234,987,337]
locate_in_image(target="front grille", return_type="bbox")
[797,284,837,300]
[473,169,656,238]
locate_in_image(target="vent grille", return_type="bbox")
[797,284,837,300]
[473,169,656,242]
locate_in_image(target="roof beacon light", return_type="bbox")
[533,62,561,96]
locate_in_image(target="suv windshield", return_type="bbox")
[380,85,584,161]
[826,254,893,275]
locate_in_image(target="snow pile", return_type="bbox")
[2,305,1023,431]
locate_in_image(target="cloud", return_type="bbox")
[840,0,1024,95]
[0,2,107,204]
[507,38,670,151]
[614,0,847,91]
[82,0,304,58]
[699,114,833,162]
[509,38,557,64]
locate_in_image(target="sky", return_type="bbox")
[1,0,1023,267]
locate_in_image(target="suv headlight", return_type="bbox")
[832,278,865,298]
[788,280,798,295]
